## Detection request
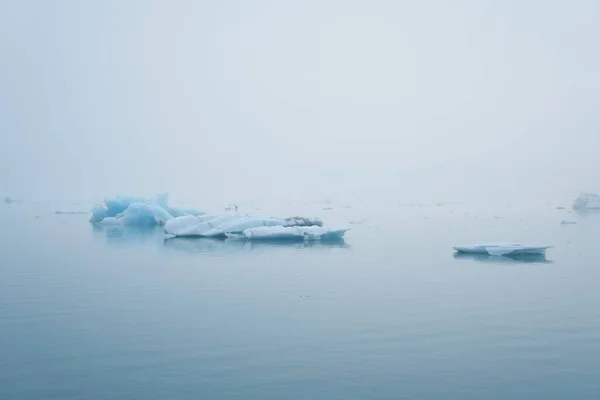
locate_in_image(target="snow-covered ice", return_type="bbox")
[227,226,349,241]
[453,243,552,256]
[164,214,327,238]
[163,214,247,237]
[572,192,600,211]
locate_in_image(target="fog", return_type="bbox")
[1,0,598,206]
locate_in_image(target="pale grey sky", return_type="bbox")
[1,0,599,204]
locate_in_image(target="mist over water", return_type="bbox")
[1,0,599,204]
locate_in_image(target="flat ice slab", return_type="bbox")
[227,226,349,241]
[453,243,552,256]
[164,214,326,238]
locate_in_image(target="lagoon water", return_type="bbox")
[2,199,600,399]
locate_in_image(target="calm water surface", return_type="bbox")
[1,199,600,399]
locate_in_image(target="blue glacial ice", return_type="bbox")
[90,194,204,225]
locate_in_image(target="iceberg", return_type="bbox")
[572,192,600,210]
[227,226,349,241]
[453,243,552,256]
[91,193,333,240]
[90,194,204,226]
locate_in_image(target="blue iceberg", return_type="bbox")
[90,194,204,226]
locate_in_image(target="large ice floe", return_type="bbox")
[453,243,552,256]
[91,194,345,241]
[572,192,600,211]
[90,194,204,226]
[163,214,332,239]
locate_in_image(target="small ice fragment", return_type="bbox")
[560,220,577,225]
[4,196,13,203]
[453,243,552,256]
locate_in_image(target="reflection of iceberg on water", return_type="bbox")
[453,243,552,256]
[453,252,551,264]
[92,224,164,247]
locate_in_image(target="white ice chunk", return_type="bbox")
[573,192,600,210]
[453,243,552,256]
[202,217,287,237]
[228,226,349,241]
[164,214,246,237]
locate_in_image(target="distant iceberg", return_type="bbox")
[90,194,204,226]
[453,243,552,256]
[226,226,349,241]
[572,192,600,211]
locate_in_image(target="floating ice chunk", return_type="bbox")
[55,211,87,215]
[164,214,325,237]
[228,226,349,241]
[560,220,577,225]
[4,196,14,203]
[453,243,552,256]
[90,194,204,225]
[573,192,600,210]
